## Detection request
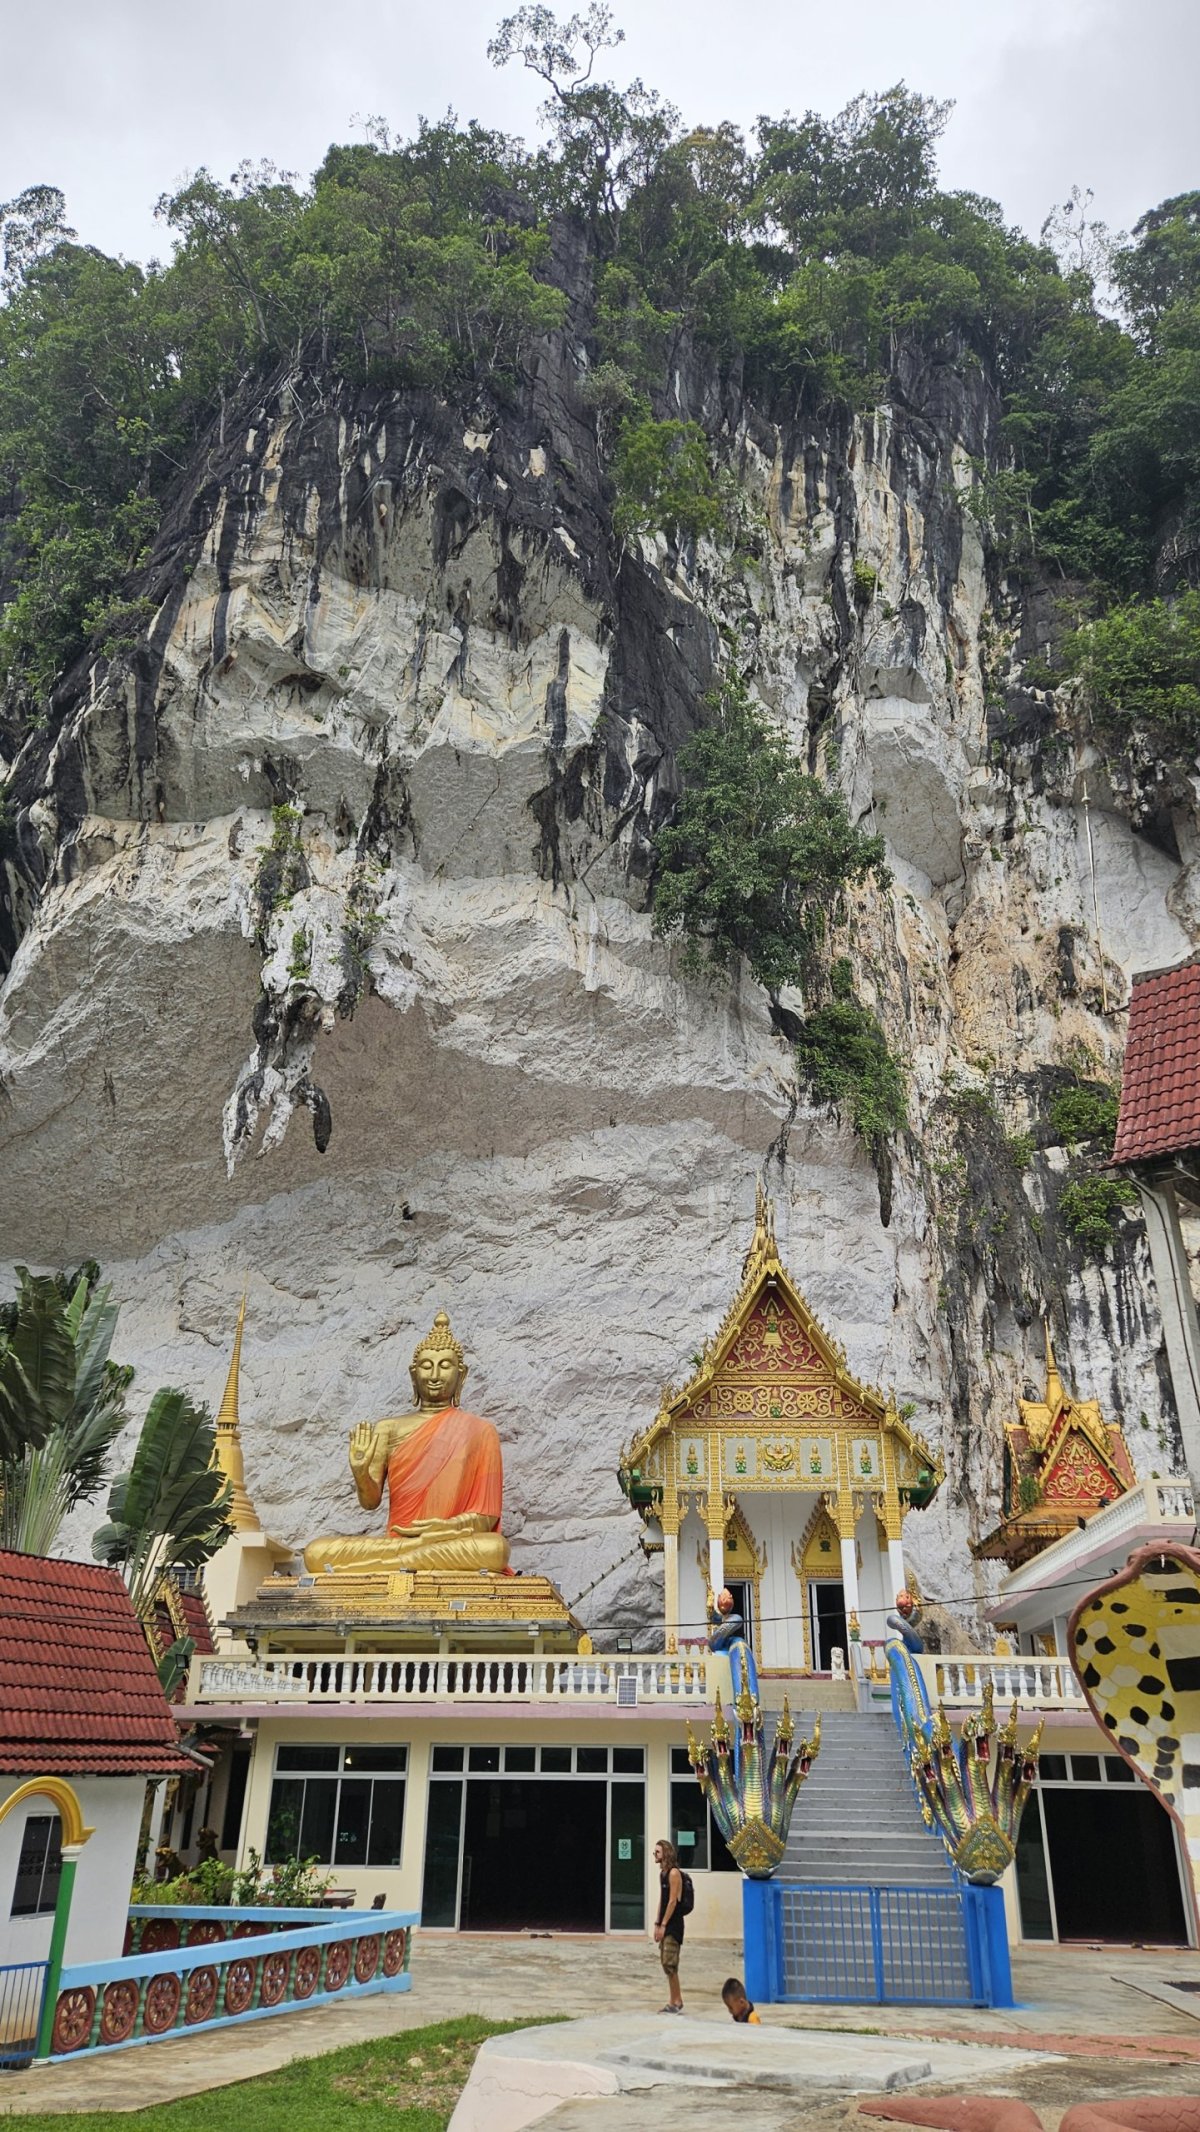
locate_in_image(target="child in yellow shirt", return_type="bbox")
[722,1977,761,2023]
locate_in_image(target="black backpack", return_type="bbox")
[679,1870,695,1916]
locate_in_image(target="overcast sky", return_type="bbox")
[1,0,1193,265]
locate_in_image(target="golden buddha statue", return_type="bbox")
[303,1311,509,1575]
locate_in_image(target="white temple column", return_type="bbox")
[887,1536,907,1608]
[708,1534,726,1596]
[663,1531,680,1651]
[839,1533,860,1624]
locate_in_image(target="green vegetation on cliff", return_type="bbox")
[1,11,1198,719]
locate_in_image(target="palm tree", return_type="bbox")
[93,1387,233,1692]
[0,1268,130,1554]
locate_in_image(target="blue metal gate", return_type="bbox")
[777,1883,973,2004]
[0,1961,47,2067]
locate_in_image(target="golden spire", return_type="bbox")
[214,1293,259,1532]
[1043,1317,1066,1418]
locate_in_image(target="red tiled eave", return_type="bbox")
[0,1550,199,1779]
[1113,958,1200,1165]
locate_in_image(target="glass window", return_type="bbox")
[343,1746,408,1773]
[11,1815,62,1918]
[265,1777,305,1864]
[432,1746,464,1772]
[504,1746,536,1772]
[540,1746,571,1773]
[1105,1756,1136,1783]
[670,1747,692,1775]
[612,1747,645,1774]
[299,1778,338,1862]
[576,1748,608,1773]
[1038,1754,1068,1783]
[367,1782,406,1867]
[421,1781,463,1926]
[670,1777,709,1868]
[276,1743,340,1773]
[1014,1788,1054,1940]
[1069,1755,1101,1784]
[468,1746,500,1773]
[265,1768,406,1867]
[333,1778,371,1866]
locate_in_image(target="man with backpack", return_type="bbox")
[653,1837,692,2011]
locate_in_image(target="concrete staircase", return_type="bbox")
[779,1711,956,1889]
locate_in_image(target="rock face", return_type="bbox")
[1,274,1194,1638]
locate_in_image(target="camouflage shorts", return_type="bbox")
[659,1934,681,1976]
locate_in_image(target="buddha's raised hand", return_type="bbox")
[348,1421,376,1474]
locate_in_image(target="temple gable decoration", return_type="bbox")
[973,1324,1136,1570]
[619,1189,942,1661]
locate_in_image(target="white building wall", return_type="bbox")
[855,1512,890,1644]
[0,1776,149,1968]
[677,1509,709,1644]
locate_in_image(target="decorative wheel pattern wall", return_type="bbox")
[382,1930,407,1976]
[323,1940,351,1991]
[142,1973,182,2034]
[259,1952,291,2007]
[223,1958,257,2016]
[185,1967,219,2025]
[353,1935,380,1983]
[52,1986,96,2054]
[141,1919,181,1953]
[184,1920,223,1947]
[98,1979,140,2046]
[292,1946,321,1999]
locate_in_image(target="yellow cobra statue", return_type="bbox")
[303,1310,510,1574]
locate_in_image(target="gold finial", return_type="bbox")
[1043,1317,1066,1415]
[214,1292,259,1533]
[412,1310,466,1372]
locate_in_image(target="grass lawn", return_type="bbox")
[5,2017,531,2132]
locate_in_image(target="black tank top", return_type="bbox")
[659,1869,685,1941]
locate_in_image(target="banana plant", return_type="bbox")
[92,1386,233,1691]
[0,1270,129,1554]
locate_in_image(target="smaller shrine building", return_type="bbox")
[619,1193,942,1669]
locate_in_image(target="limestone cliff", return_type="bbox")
[1,252,1193,1636]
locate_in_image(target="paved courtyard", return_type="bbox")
[1,1933,1198,2117]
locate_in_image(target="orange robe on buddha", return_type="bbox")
[385,1406,503,1530]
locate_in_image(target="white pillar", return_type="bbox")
[839,1533,860,1622]
[663,1532,680,1650]
[887,1537,906,1607]
[708,1535,725,1596]
[1138,1179,1200,1500]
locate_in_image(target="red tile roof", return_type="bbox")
[0,1553,202,1776]
[1113,958,1200,1166]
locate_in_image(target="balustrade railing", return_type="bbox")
[1000,1476,1195,1596]
[47,1907,415,2057]
[917,1653,1085,1709]
[193,1652,710,1705]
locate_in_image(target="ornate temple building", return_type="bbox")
[160,1196,1196,1954]
[619,1191,941,1666]
[973,1327,1137,1572]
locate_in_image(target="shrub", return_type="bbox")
[1062,591,1200,754]
[652,685,889,992]
[1048,1080,1119,1148]
[1059,1174,1138,1253]
[795,1000,908,1149]
[252,805,307,942]
[851,560,878,605]
[611,411,725,544]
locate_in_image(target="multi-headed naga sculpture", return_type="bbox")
[687,1686,820,1878]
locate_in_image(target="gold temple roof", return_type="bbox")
[621,1184,942,1485]
[973,1319,1136,1567]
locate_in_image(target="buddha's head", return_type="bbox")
[410,1310,467,1410]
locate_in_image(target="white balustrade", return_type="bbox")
[917,1653,1085,1709]
[193,1652,711,1706]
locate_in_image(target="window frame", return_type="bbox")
[265,1744,408,1869]
[11,1813,64,1919]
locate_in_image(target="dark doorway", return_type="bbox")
[725,1578,753,1641]
[1042,1786,1188,1943]
[460,1780,607,1931]
[810,1579,847,1671]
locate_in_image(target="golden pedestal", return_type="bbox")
[226,1566,583,1653]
